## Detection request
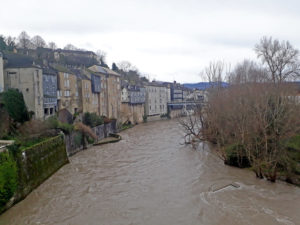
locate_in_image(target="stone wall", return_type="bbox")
[65,120,117,156]
[169,108,184,118]
[1,135,68,213]
[120,103,145,124]
[16,135,69,198]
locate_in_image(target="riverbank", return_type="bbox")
[0,135,68,214]
[223,135,300,186]
[1,119,299,225]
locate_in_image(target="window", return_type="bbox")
[64,73,69,78]
[64,90,70,97]
[64,79,70,87]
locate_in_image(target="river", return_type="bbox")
[1,119,300,225]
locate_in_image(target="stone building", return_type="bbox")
[120,84,146,124]
[70,69,99,115]
[42,67,57,119]
[88,65,121,119]
[145,82,168,116]
[3,53,44,120]
[55,66,80,115]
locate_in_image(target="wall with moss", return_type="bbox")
[0,151,18,213]
[17,135,69,197]
[65,120,118,156]
[0,135,69,214]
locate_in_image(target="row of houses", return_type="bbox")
[0,50,194,125]
[120,81,192,123]
[0,52,121,121]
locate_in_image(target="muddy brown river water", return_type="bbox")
[1,119,300,225]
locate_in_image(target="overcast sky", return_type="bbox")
[1,0,300,83]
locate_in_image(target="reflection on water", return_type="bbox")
[1,119,299,225]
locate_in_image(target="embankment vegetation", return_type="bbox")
[180,36,300,184]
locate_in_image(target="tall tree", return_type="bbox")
[112,62,119,71]
[31,35,46,48]
[64,44,77,50]
[227,60,268,84]
[117,61,136,72]
[48,42,57,50]
[0,35,7,51]
[96,50,107,66]
[18,31,31,49]
[255,36,300,83]
[5,36,16,51]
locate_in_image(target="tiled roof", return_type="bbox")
[4,53,38,69]
[42,67,57,76]
[69,68,90,80]
[88,65,108,74]
[103,67,120,76]
[88,65,120,76]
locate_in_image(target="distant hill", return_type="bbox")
[183,82,229,90]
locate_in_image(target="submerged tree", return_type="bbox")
[180,37,300,183]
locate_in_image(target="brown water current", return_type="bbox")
[1,119,300,225]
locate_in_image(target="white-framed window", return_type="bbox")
[64,79,70,87]
[64,73,69,78]
[64,90,70,97]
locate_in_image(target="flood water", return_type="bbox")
[1,119,300,225]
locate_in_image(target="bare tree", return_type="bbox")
[117,61,137,72]
[64,44,78,50]
[31,35,46,48]
[227,59,268,84]
[48,42,57,50]
[5,36,16,50]
[18,31,31,49]
[96,50,107,66]
[255,36,300,83]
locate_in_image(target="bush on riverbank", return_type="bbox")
[82,112,104,127]
[224,144,250,168]
[0,151,18,211]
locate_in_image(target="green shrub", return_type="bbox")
[83,112,104,127]
[224,143,250,168]
[46,116,74,134]
[143,115,147,123]
[74,132,83,146]
[87,136,94,144]
[57,122,74,134]
[1,89,29,123]
[0,152,18,209]
[286,135,300,151]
